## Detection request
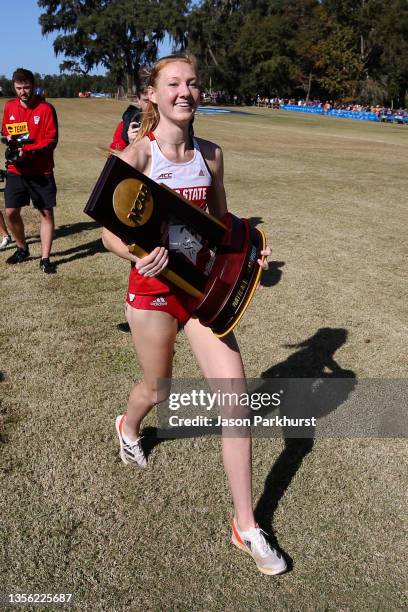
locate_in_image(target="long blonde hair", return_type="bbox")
[136,53,199,142]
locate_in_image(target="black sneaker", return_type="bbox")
[39,258,56,274]
[6,246,30,265]
[116,322,130,333]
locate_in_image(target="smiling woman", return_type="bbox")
[100,53,281,576]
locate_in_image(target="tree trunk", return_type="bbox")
[126,73,135,96]
[305,72,312,103]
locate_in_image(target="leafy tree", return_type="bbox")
[321,0,408,104]
[38,0,189,94]
[187,1,244,93]
[0,76,14,97]
[232,13,297,96]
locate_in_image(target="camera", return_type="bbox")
[1,135,34,165]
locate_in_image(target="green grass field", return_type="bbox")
[0,100,407,611]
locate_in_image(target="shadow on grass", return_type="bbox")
[54,221,100,239]
[247,216,264,228]
[51,221,103,265]
[254,327,356,570]
[13,220,100,249]
[260,260,285,287]
[139,425,175,460]
[51,238,105,266]
[1,221,103,267]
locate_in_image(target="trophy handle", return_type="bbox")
[127,243,204,299]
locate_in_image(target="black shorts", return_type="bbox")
[4,173,57,210]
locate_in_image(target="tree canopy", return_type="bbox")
[36,0,408,105]
[187,0,408,105]
[38,0,189,94]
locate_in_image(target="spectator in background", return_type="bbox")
[1,68,58,273]
[110,82,150,152]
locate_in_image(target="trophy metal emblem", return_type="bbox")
[84,155,266,337]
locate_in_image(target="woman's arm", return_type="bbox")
[101,228,136,262]
[101,228,169,276]
[102,138,168,276]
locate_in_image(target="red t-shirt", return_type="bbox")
[1,96,58,175]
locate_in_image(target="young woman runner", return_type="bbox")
[101,54,286,576]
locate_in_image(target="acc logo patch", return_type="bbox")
[6,122,29,136]
[34,116,40,125]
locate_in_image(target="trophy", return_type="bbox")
[84,155,266,337]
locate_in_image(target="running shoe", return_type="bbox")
[115,415,147,468]
[39,258,56,274]
[0,235,12,250]
[5,246,29,264]
[231,518,287,575]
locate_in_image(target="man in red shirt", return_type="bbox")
[2,68,58,272]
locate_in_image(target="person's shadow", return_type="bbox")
[18,221,100,248]
[260,261,285,287]
[51,238,105,266]
[54,221,100,240]
[50,221,106,266]
[253,327,356,569]
[3,220,104,266]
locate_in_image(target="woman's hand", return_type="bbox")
[136,246,168,277]
[258,246,271,270]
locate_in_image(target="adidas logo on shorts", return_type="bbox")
[150,296,168,306]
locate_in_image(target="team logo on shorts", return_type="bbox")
[128,293,136,302]
[150,297,167,307]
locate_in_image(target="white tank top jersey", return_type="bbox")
[148,132,212,209]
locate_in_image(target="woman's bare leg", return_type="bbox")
[124,307,178,440]
[185,317,255,530]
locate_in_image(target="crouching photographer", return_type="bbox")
[1,68,58,273]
